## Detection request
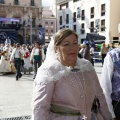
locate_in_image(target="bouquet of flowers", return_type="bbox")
[23,52,30,59]
[0,51,6,56]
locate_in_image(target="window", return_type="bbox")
[0,0,5,4]
[101,19,105,31]
[45,21,48,25]
[73,12,76,22]
[51,29,53,33]
[14,0,19,5]
[73,0,79,3]
[77,7,80,18]
[32,18,36,27]
[66,14,69,24]
[81,10,85,20]
[90,7,94,18]
[51,22,53,25]
[46,29,48,32]
[60,3,68,10]
[81,23,85,34]
[81,39,85,43]
[90,21,94,33]
[59,16,62,25]
[73,25,76,32]
[30,0,35,6]
[101,4,105,16]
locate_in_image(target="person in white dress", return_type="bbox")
[21,44,32,74]
[0,44,12,73]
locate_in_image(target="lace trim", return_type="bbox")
[35,58,94,84]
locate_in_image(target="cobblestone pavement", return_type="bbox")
[0,63,102,119]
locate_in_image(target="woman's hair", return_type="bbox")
[22,44,26,47]
[34,41,40,46]
[16,43,20,47]
[54,28,78,46]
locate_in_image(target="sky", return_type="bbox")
[42,0,52,7]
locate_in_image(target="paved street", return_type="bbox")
[0,63,102,119]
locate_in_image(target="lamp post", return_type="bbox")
[30,12,32,45]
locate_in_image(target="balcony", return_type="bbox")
[101,25,105,31]
[101,10,105,16]
[81,29,85,34]
[73,18,76,22]
[81,15,85,20]
[59,21,62,25]
[90,13,94,19]
[66,19,69,24]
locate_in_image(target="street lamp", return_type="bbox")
[30,12,32,45]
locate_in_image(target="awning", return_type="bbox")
[0,17,20,22]
[86,33,106,43]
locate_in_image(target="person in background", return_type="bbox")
[22,44,32,74]
[108,43,115,52]
[10,43,22,80]
[0,44,11,73]
[83,43,91,62]
[78,44,85,58]
[90,44,94,66]
[30,41,42,79]
[100,43,108,66]
[100,41,120,120]
[32,28,112,120]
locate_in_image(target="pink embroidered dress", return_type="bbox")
[32,58,112,120]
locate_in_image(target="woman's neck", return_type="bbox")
[58,58,76,67]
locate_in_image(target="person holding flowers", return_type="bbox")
[21,44,32,74]
[0,44,12,73]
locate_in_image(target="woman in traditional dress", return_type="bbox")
[0,44,15,73]
[22,44,32,74]
[32,28,113,120]
[30,41,42,79]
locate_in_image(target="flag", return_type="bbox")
[38,27,45,45]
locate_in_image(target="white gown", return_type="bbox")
[0,52,11,73]
[22,49,32,69]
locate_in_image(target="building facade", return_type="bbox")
[42,7,56,43]
[0,0,42,44]
[55,0,120,43]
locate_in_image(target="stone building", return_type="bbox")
[0,0,42,44]
[42,7,56,43]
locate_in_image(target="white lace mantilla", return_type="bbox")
[35,58,94,84]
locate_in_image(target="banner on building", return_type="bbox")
[0,29,18,43]
[38,27,45,45]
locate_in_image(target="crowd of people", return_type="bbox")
[0,41,48,80]
[78,41,116,66]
